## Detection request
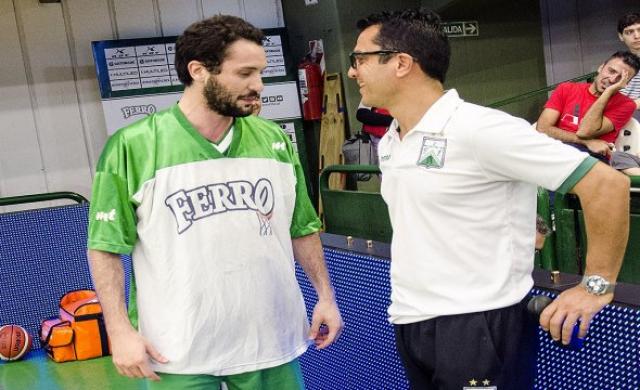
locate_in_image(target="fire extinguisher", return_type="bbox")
[298,57,323,121]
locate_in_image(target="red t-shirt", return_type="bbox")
[544,82,636,143]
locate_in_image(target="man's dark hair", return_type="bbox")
[175,15,264,86]
[617,12,640,34]
[356,8,450,83]
[606,51,640,76]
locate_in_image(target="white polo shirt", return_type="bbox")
[379,89,597,324]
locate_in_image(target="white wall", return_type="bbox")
[0,0,283,211]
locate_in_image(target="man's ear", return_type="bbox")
[618,33,624,42]
[188,60,208,83]
[396,53,414,78]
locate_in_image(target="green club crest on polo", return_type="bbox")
[417,136,447,169]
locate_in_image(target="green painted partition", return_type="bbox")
[554,179,640,283]
[536,188,555,270]
[320,164,392,243]
[553,193,583,275]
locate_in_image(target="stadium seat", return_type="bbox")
[614,118,640,155]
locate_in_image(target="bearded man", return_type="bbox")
[87,15,342,389]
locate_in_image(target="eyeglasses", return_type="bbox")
[349,50,401,69]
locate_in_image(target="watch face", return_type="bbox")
[586,276,608,294]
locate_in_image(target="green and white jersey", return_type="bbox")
[88,104,321,375]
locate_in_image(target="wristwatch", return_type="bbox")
[580,275,615,296]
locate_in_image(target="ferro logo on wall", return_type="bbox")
[121,104,157,119]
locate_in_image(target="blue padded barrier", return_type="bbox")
[0,204,132,349]
[532,289,640,390]
[2,204,639,389]
[295,246,640,390]
[296,248,409,389]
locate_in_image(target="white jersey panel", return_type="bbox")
[132,157,309,375]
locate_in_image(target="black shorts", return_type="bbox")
[394,299,538,390]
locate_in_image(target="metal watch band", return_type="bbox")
[580,275,615,295]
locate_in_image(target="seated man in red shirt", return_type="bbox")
[537,51,639,162]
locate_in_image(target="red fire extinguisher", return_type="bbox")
[298,57,323,121]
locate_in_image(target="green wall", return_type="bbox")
[283,0,547,127]
[281,0,420,134]
[281,0,419,205]
[434,0,548,122]
[281,0,548,203]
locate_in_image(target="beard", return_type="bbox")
[203,77,259,117]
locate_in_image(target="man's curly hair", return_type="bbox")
[175,15,264,86]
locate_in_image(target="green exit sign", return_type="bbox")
[442,21,479,38]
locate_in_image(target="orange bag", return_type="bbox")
[40,289,110,362]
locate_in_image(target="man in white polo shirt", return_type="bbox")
[348,8,630,389]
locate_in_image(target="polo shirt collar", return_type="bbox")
[386,89,463,141]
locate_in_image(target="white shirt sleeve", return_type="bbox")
[468,108,589,191]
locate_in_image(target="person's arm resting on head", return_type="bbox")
[576,70,632,139]
[292,233,343,349]
[539,162,630,345]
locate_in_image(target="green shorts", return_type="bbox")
[145,359,304,390]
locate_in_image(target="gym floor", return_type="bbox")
[0,350,145,390]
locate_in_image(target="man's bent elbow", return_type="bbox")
[575,129,594,139]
